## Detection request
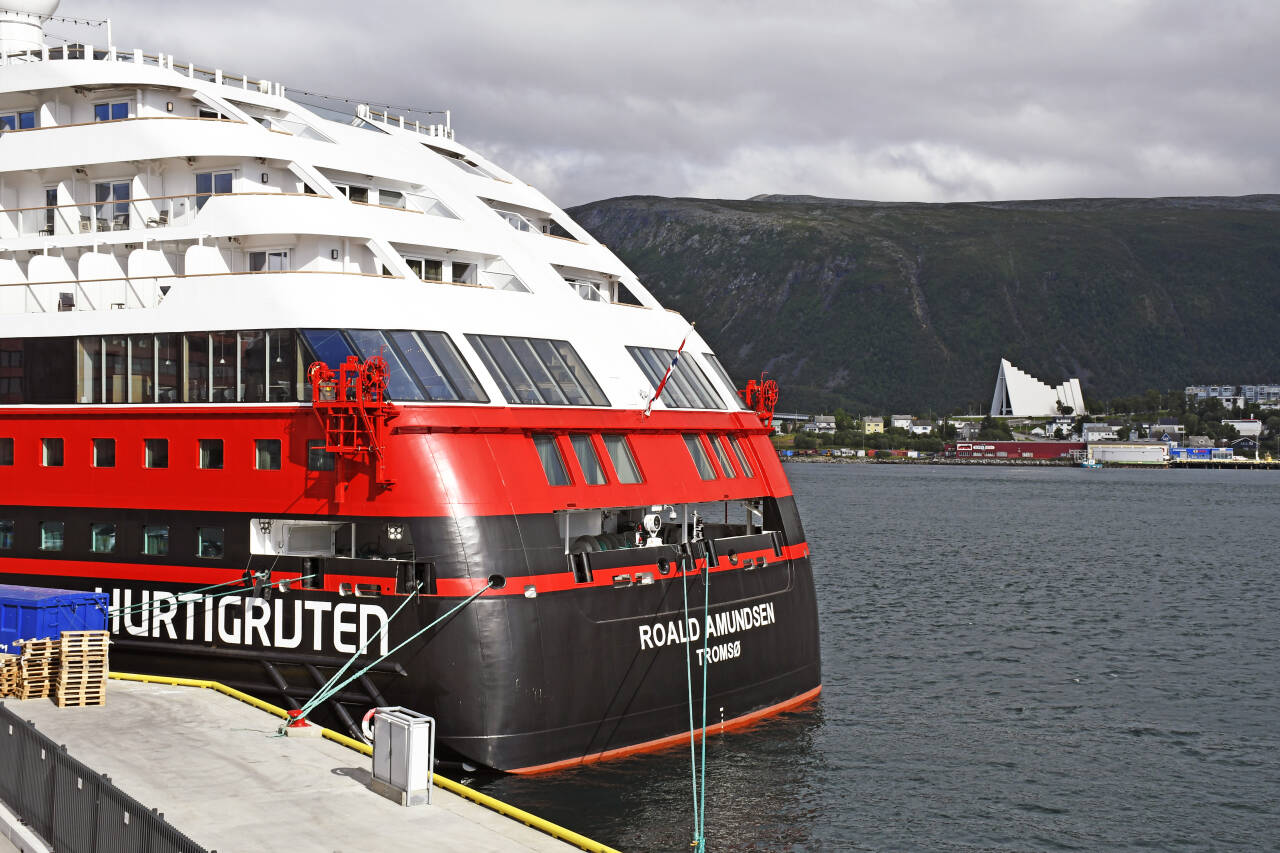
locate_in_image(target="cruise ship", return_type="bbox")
[0,1,821,772]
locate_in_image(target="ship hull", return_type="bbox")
[1,548,820,772]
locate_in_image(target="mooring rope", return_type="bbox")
[282,580,495,733]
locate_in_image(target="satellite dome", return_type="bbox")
[0,0,61,53]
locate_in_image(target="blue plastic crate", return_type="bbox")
[0,585,109,655]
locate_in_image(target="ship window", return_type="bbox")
[239,331,266,402]
[93,101,130,122]
[145,438,168,468]
[533,435,571,486]
[185,333,210,402]
[94,181,131,230]
[156,334,180,402]
[199,439,224,469]
[40,521,64,551]
[683,434,717,480]
[90,522,117,554]
[0,111,36,130]
[266,329,299,402]
[710,435,737,478]
[451,262,474,284]
[195,171,233,209]
[0,438,12,466]
[142,524,169,556]
[307,439,336,471]
[249,250,289,272]
[212,332,236,401]
[602,435,642,484]
[570,435,607,485]
[346,330,425,402]
[93,438,115,468]
[729,436,754,478]
[703,354,749,410]
[196,526,224,559]
[129,335,154,402]
[103,336,128,403]
[405,257,443,281]
[0,520,12,550]
[42,438,63,467]
[255,439,281,470]
[387,331,488,403]
[301,329,355,370]
[466,335,609,407]
[627,347,724,410]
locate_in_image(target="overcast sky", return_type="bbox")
[59,0,1280,207]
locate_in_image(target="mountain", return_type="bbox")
[567,194,1280,414]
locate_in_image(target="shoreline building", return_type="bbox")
[990,358,1085,418]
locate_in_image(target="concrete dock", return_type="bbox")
[5,679,581,853]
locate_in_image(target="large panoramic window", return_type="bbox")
[0,438,12,466]
[466,335,608,406]
[627,347,725,410]
[196,526,224,559]
[703,353,749,410]
[303,329,487,403]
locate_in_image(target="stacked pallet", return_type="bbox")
[15,638,59,700]
[0,653,19,698]
[55,630,109,707]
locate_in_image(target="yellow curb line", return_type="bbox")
[109,672,622,853]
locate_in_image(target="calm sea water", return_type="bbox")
[477,464,1280,852]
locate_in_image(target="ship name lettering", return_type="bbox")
[98,588,390,655]
[638,601,775,650]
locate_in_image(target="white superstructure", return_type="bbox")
[0,4,742,414]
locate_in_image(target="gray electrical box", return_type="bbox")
[369,706,434,806]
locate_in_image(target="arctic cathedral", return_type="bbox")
[990,358,1085,417]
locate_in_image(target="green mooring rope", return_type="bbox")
[284,580,495,732]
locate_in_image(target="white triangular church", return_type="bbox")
[990,358,1085,417]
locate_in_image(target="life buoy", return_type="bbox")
[361,707,377,742]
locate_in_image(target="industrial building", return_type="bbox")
[945,441,1085,460]
[1088,441,1170,465]
[990,359,1086,418]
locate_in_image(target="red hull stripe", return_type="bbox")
[437,541,810,596]
[0,543,810,597]
[508,684,823,775]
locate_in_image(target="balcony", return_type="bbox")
[0,191,328,240]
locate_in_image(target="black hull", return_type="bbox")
[1,490,821,772]
[7,553,820,772]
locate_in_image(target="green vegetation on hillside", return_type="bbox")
[569,195,1280,414]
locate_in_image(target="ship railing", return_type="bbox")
[0,191,329,239]
[0,269,397,315]
[0,44,457,135]
[0,44,285,98]
[358,104,453,141]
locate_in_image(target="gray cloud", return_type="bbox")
[67,0,1280,205]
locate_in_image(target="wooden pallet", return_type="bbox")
[54,689,105,708]
[15,638,60,656]
[60,631,110,652]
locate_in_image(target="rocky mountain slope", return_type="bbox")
[568,194,1280,414]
